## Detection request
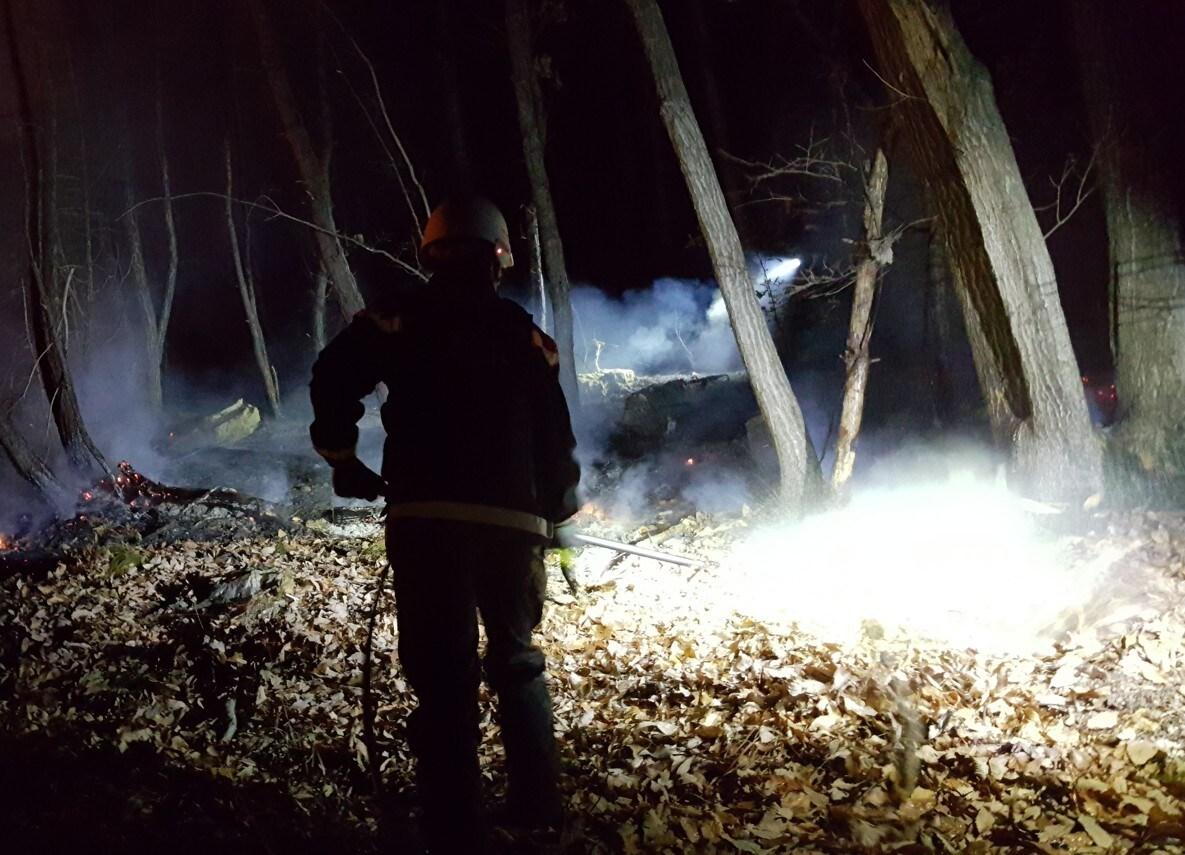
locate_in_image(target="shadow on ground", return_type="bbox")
[0,734,397,854]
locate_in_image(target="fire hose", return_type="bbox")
[570,533,703,568]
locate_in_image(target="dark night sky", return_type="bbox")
[4,0,1174,409]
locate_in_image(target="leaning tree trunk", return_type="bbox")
[624,0,816,510]
[5,0,106,483]
[506,0,579,406]
[857,0,1101,503]
[1072,5,1185,498]
[831,148,890,493]
[0,407,71,505]
[225,142,282,417]
[686,0,750,234]
[248,0,364,319]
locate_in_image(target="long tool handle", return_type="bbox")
[573,533,703,568]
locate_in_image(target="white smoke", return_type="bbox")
[571,257,801,377]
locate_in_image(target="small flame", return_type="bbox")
[0,534,10,551]
[685,457,696,466]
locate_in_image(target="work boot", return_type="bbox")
[497,677,562,827]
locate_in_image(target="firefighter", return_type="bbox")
[309,197,580,851]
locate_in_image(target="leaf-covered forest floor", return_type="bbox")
[2,500,1185,854]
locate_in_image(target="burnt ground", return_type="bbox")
[2,490,1185,854]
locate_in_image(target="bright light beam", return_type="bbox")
[764,257,802,281]
[723,478,1120,652]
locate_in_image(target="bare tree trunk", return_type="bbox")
[5,0,106,482]
[157,73,178,342]
[225,142,282,417]
[525,204,548,332]
[1072,5,1185,497]
[123,179,161,409]
[313,266,329,354]
[624,0,816,510]
[831,148,889,492]
[924,224,959,427]
[857,0,1102,502]
[0,407,70,504]
[506,0,579,406]
[66,48,95,309]
[248,0,364,318]
[152,71,179,409]
[686,0,750,233]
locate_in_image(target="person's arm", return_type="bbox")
[309,312,391,499]
[529,327,581,524]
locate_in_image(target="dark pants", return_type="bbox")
[386,518,561,848]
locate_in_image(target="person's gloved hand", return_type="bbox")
[551,519,581,549]
[332,458,386,501]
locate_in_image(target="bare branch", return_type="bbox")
[319,2,430,230]
[723,133,850,186]
[862,59,925,105]
[119,191,427,280]
[1040,146,1098,240]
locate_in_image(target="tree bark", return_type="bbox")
[857,0,1102,502]
[0,407,70,504]
[924,224,960,427]
[1072,5,1185,494]
[157,70,179,373]
[686,0,750,234]
[313,265,329,354]
[248,0,364,319]
[225,142,282,417]
[5,0,106,482]
[831,148,889,492]
[624,0,816,510]
[506,0,579,406]
[525,204,548,333]
[123,179,162,409]
[129,73,180,411]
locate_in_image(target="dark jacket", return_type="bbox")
[309,271,580,528]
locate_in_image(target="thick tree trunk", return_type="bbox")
[857,0,1101,502]
[506,0,579,406]
[225,143,282,417]
[6,0,106,482]
[831,148,889,492]
[248,0,364,319]
[1072,6,1185,494]
[624,0,816,510]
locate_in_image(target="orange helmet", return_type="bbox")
[421,197,514,269]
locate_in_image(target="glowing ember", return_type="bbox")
[0,534,10,551]
[77,461,173,509]
[685,457,696,466]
